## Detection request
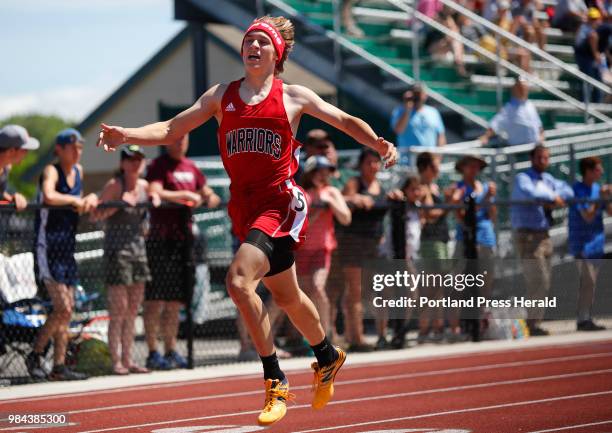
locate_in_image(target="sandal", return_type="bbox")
[128,365,150,374]
[113,366,129,375]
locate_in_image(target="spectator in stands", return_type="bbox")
[481,0,533,71]
[480,76,544,146]
[597,14,611,64]
[574,8,606,103]
[510,144,573,336]
[340,149,389,351]
[296,156,351,337]
[144,135,220,370]
[416,152,451,343]
[391,83,446,166]
[511,0,547,49]
[388,173,424,349]
[552,0,588,32]
[568,156,612,331]
[458,14,489,48]
[0,125,39,211]
[419,0,468,76]
[449,155,497,340]
[484,0,513,21]
[597,16,611,102]
[586,0,610,18]
[342,0,365,37]
[29,128,98,381]
[91,145,155,375]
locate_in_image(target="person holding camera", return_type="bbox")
[391,83,446,167]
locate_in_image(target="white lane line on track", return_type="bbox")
[5,352,612,406]
[49,369,612,433]
[526,420,612,432]
[292,391,612,433]
[40,353,612,416]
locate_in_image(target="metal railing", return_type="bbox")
[406,122,612,178]
[385,0,612,123]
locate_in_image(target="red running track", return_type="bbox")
[2,340,612,433]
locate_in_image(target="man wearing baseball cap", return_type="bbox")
[0,124,40,211]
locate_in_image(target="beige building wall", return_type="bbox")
[80,33,194,188]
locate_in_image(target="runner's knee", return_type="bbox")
[226,268,255,305]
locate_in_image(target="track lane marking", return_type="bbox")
[293,391,612,433]
[526,420,612,432]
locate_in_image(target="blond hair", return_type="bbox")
[255,15,295,75]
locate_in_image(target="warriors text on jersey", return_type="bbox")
[217,78,308,245]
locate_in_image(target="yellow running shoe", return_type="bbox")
[257,378,293,426]
[311,347,346,409]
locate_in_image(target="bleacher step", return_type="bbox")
[471,74,571,90]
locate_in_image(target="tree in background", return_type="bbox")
[0,114,74,198]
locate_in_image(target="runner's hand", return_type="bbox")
[378,137,398,168]
[97,123,128,152]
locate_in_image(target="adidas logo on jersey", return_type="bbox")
[225,102,236,112]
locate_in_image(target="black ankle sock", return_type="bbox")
[260,352,286,381]
[311,336,338,367]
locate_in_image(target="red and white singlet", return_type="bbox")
[217,78,308,246]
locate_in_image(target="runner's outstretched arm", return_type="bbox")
[97,84,225,151]
[289,84,398,167]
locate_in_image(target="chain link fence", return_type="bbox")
[2,151,612,384]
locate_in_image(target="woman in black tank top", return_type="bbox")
[339,149,390,352]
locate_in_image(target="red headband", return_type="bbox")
[242,21,286,65]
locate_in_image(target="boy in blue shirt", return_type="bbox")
[568,156,612,331]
